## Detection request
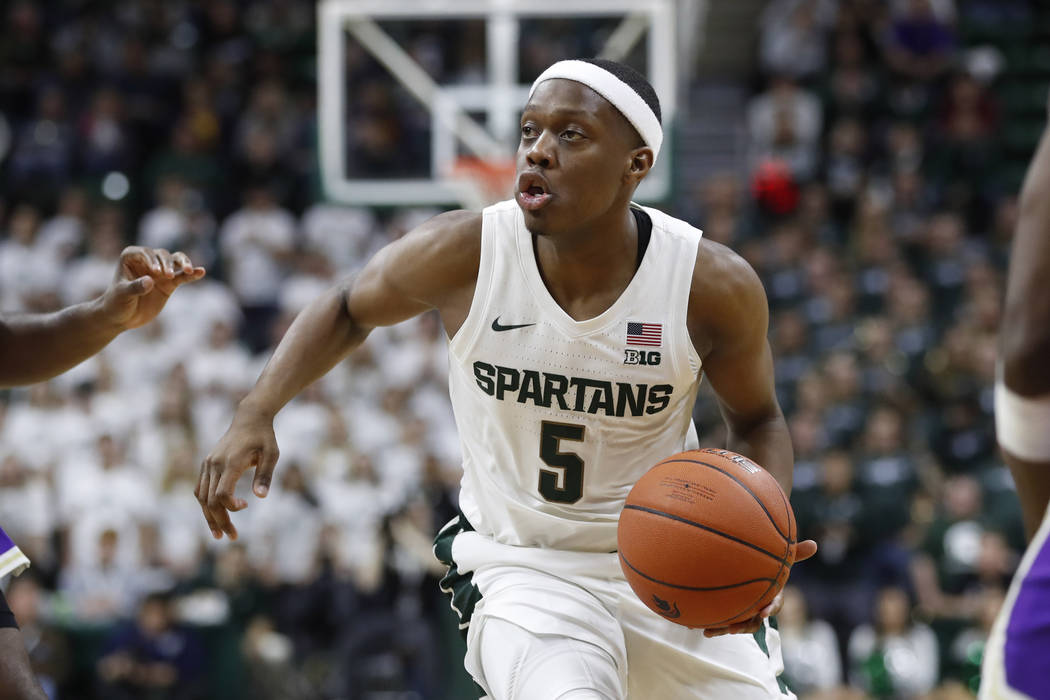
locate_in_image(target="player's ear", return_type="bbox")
[627,147,654,182]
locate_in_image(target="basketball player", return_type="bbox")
[0,246,205,700]
[979,102,1050,700]
[198,59,817,699]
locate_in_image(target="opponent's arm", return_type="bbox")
[0,627,47,700]
[0,247,204,387]
[998,109,1050,540]
[198,210,481,540]
[688,239,817,637]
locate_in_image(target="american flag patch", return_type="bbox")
[627,322,662,346]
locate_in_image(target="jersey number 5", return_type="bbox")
[539,421,585,503]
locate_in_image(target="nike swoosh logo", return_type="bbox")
[652,595,681,619]
[491,317,536,332]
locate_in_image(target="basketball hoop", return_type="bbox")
[447,156,517,210]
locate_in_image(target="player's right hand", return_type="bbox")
[100,246,206,330]
[196,406,280,540]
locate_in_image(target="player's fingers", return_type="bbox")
[145,248,165,276]
[760,591,785,618]
[703,616,760,637]
[252,443,280,498]
[154,249,176,278]
[215,450,250,512]
[127,246,163,276]
[119,245,147,267]
[208,498,238,540]
[172,251,194,275]
[115,246,154,279]
[173,265,207,286]
[727,620,759,635]
[195,462,222,539]
[794,539,818,562]
[117,275,155,297]
[206,460,239,540]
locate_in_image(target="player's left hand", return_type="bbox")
[98,246,206,330]
[701,538,818,638]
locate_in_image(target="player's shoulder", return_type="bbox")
[691,237,763,296]
[410,208,483,244]
[686,237,768,350]
[394,208,483,268]
[638,207,761,300]
[361,209,483,314]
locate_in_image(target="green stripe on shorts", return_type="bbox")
[434,514,482,637]
[752,618,791,695]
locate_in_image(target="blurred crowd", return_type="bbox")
[0,0,1042,698]
[683,0,1036,698]
[0,1,474,698]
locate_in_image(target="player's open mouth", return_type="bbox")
[516,172,553,211]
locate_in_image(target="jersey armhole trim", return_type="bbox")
[645,206,702,383]
[448,206,498,358]
[681,233,703,379]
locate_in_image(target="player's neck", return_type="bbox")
[531,209,639,321]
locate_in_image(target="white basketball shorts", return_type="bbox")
[434,513,795,700]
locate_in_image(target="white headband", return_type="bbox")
[529,60,663,164]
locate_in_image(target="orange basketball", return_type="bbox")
[617,448,798,629]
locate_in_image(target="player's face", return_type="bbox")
[516,79,647,235]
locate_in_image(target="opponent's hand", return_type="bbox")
[702,538,818,638]
[196,406,280,540]
[99,246,206,330]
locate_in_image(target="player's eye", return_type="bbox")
[561,130,583,141]
[521,125,537,138]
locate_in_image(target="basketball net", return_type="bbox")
[447,156,517,210]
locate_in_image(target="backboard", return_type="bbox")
[318,0,679,208]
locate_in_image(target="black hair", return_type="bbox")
[579,58,662,126]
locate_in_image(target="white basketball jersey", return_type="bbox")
[447,199,704,553]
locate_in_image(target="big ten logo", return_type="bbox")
[624,349,661,366]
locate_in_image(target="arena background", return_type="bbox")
[0,0,1038,698]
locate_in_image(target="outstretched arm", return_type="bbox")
[0,246,204,387]
[688,239,817,637]
[197,210,481,541]
[998,105,1050,540]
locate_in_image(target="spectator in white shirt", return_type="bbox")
[56,432,152,528]
[848,586,939,696]
[0,453,55,575]
[778,585,843,693]
[300,203,377,272]
[63,206,127,304]
[0,204,61,312]
[186,318,253,395]
[36,185,87,264]
[747,75,824,182]
[138,175,217,270]
[219,183,296,353]
[57,528,155,624]
[759,0,837,80]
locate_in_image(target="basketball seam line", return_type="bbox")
[763,479,797,626]
[733,503,794,628]
[671,457,793,542]
[742,541,792,630]
[623,456,796,628]
[774,480,796,543]
[618,551,776,591]
[622,497,795,627]
[622,504,785,562]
